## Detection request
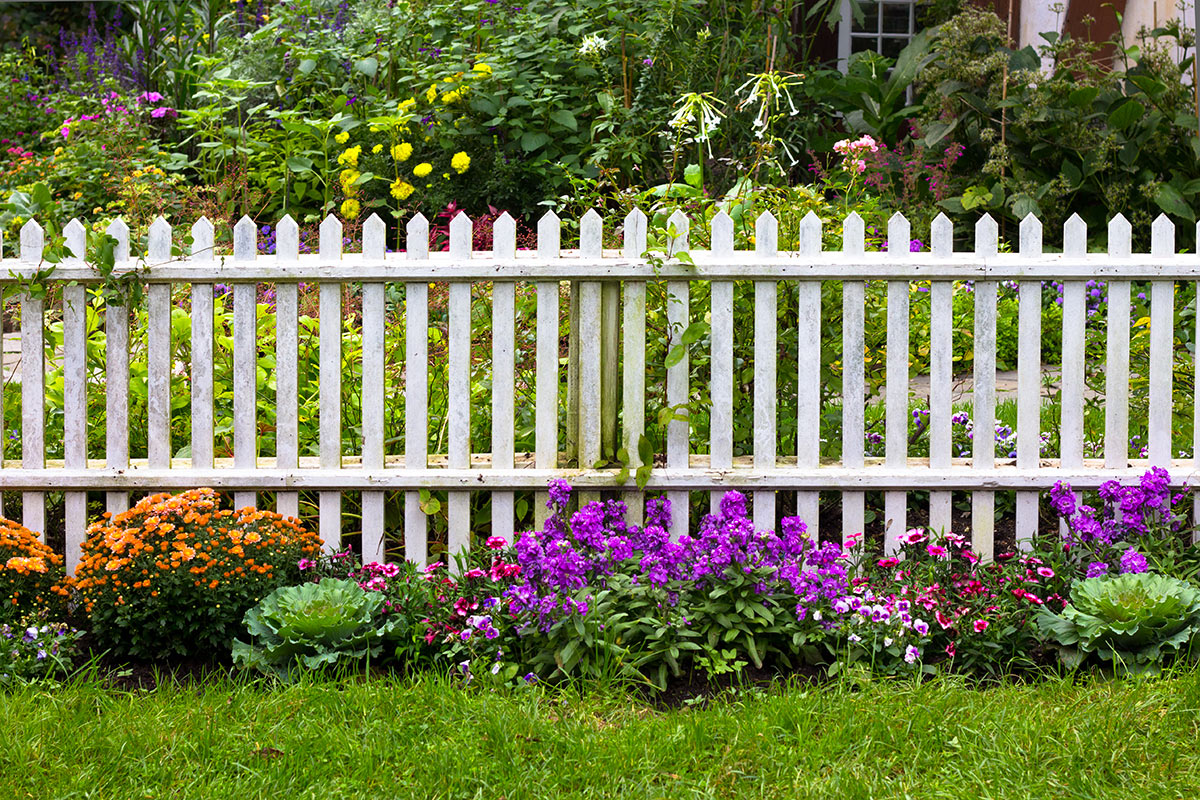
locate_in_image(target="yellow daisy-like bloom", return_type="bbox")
[334,131,350,144]
[337,145,362,167]
[390,179,415,200]
[391,142,413,161]
[441,90,461,104]
[372,144,383,154]
[451,151,470,173]
[413,162,433,178]
[341,198,361,219]
[399,97,416,109]
[472,63,492,76]
[425,84,438,103]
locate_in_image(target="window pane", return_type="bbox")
[851,36,878,54]
[851,1,880,34]
[881,2,912,35]
[880,36,907,60]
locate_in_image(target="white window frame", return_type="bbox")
[837,0,919,72]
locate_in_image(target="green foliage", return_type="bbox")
[233,577,398,679]
[1038,573,1200,674]
[0,614,82,686]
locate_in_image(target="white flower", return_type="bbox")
[577,34,609,58]
[883,637,894,647]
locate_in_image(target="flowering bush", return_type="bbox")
[0,518,71,624]
[75,488,322,660]
[0,613,83,685]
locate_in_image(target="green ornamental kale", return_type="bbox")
[1037,573,1200,673]
[232,578,396,679]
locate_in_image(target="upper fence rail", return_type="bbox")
[1,207,1197,571]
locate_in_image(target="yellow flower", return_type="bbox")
[72,191,83,199]
[441,90,461,104]
[340,198,360,219]
[472,63,492,76]
[391,142,413,162]
[413,162,432,178]
[451,151,470,173]
[337,145,362,166]
[425,84,438,103]
[372,144,383,154]
[390,179,415,200]
[334,131,350,144]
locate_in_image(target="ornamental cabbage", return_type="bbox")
[232,578,396,679]
[1037,572,1200,673]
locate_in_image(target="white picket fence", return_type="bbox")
[1,208,1195,571]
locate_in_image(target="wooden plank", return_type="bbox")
[884,213,910,553]
[1015,214,1042,550]
[578,210,604,506]
[318,215,343,552]
[1149,215,1175,465]
[535,211,561,529]
[1060,214,1087,471]
[795,212,821,533]
[232,216,257,511]
[929,214,954,538]
[622,208,648,527]
[447,213,472,559]
[841,213,866,546]
[147,218,172,470]
[710,211,735,515]
[972,215,998,561]
[18,221,45,536]
[62,220,87,569]
[105,218,131,516]
[404,214,430,566]
[274,215,300,521]
[190,218,215,473]
[361,214,387,561]
[665,209,690,540]
[1105,215,1132,471]
[491,212,517,543]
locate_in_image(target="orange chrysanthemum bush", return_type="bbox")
[75,489,323,660]
[0,518,71,623]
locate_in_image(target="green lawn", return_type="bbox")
[2,669,1198,799]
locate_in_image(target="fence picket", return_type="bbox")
[190,218,215,474]
[404,214,430,566]
[1061,215,1087,473]
[666,209,690,540]
[929,215,953,538]
[622,209,647,527]
[884,213,910,553]
[1149,215,1175,465]
[1105,215,1132,472]
[105,218,131,516]
[1015,214,1042,549]
[62,220,87,569]
[147,218,172,474]
[318,215,343,552]
[361,213,387,560]
[578,210,604,507]
[972,215,998,561]
[534,211,561,529]
[841,213,866,546]
[275,215,300,521]
[753,213,778,533]
[19,221,45,536]
[710,212,734,515]
[796,212,820,533]
[491,212,517,543]
[447,213,472,558]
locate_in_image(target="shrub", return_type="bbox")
[0,518,71,624]
[0,613,83,686]
[75,488,322,661]
[1037,572,1200,674]
[232,577,397,680]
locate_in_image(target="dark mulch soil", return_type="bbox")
[73,632,233,692]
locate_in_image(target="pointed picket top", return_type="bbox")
[63,218,87,261]
[931,213,953,257]
[1151,213,1175,257]
[755,211,779,256]
[19,218,43,263]
[147,216,172,262]
[886,211,910,256]
[579,208,603,258]
[1018,213,1042,257]
[319,214,343,258]
[191,216,214,261]
[233,215,256,261]
[798,211,822,255]
[622,207,647,259]
[667,208,689,254]
[1062,213,1086,257]
[1107,214,1131,258]
[710,210,734,256]
[448,211,472,259]
[842,211,865,255]
[537,210,560,258]
[276,215,299,261]
[362,213,386,260]
[492,212,516,259]
[106,217,130,263]
[406,213,430,259]
[974,213,998,257]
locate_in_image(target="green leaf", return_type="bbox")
[298,59,317,76]
[520,131,551,152]
[1068,86,1100,107]
[1107,99,1145,131]
[683,163,703,188]
[1154,184,1196,222]
[286,156,314,173]
[354,57,379,78]
[549,109,577,131]
[664,344,686,369]
[680,320,709,346]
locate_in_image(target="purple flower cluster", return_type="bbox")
[1052,467,1182,550]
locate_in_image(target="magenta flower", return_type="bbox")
[926,544,948,559]
[973,619,989,633]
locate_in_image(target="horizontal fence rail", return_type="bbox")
[1,209,1197,571]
